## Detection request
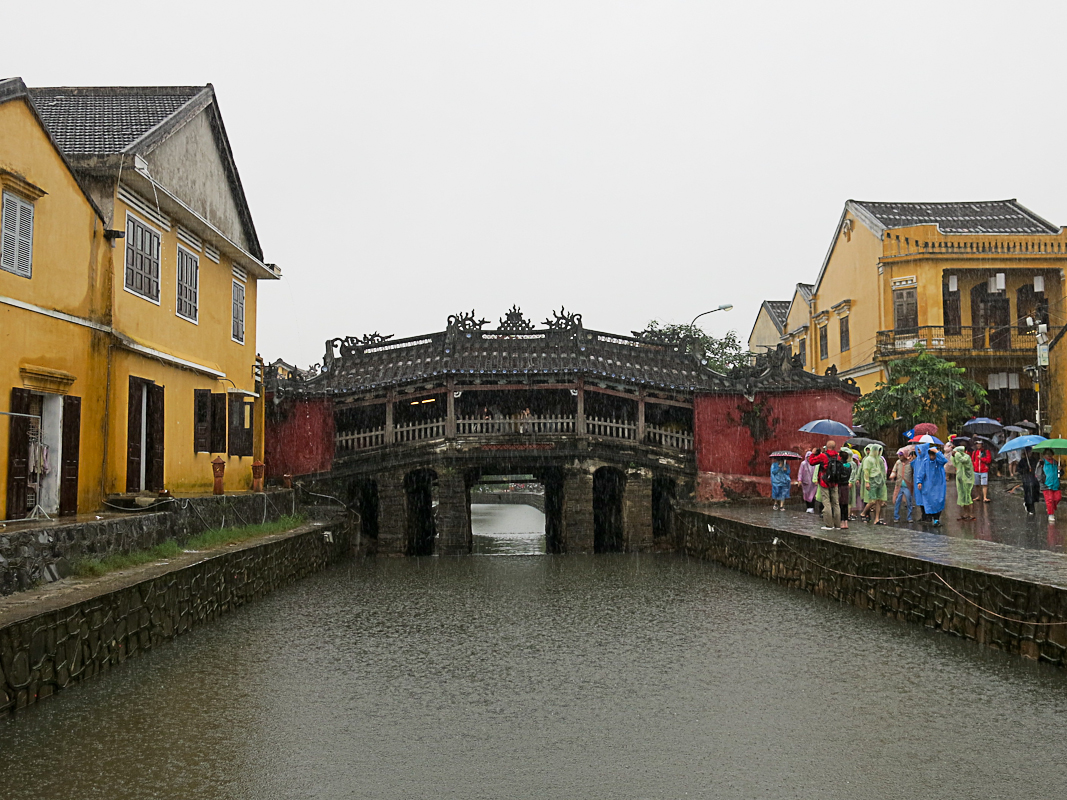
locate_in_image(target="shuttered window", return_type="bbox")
[819,326,828,360]
[232,280,245,343]
[839,316,850,352]
[195,390,229,452]
[1,191,34,278]
[125,214,161,301]
[176,247,199,322]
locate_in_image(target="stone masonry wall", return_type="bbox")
[0,517,353,716]
[0,491,298,596]
[682,509,1067,667]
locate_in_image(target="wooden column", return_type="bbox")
[385,389,395,443]
[637,391,646,443]
[446,378,456,439]
[576,378,586,436]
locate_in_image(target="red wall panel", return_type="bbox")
[264,395,335,478]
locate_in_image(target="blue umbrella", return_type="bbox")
[798,419,853,436]
[997,434,1047,455]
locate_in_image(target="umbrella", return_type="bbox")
[849,424,868,435]
[769,450,803,459]
[913,422,939,436]
[996,435,1045,456]
[949,435,971,444]
[1014,421,1038,429]
[1030,438,1067,455]
[1003,425,1028,434]
[963,417,1004,436]
[910,434,944,445]
[798,419,853,436]
[846,437,886,450]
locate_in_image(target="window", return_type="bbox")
[819,326,828,360]
[893,288,918,333]
[839,316,850,352]
[1,191,33,278]
[798,338,806,365]
[944,281,961,336]
[232,280,245,343]
[176,247,199,322]
[125,214,161,301]
[194,389,228,452]
[228,394,254,456]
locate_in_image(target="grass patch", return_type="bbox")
[70,515,306,579]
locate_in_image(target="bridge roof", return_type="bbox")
[283,308,856,399]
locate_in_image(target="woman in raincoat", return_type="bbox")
[846,448,863,520]
[914,443,949,526]
[798,451,817,513]
[861,443,889,525]
[770,457,791,511]
[951,445,976,521]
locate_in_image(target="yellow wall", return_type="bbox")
[781,288,811,369]
[747,306,783,353]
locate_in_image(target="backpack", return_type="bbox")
[826,453,852,486]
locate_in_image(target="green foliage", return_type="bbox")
[70,515,306,579]
[852,348,986,433]
[637,320,745,373]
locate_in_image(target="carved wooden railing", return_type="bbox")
[336,427,387,452]
[394,418,447,443]
[456,415,576,435]
[586,415,637,441]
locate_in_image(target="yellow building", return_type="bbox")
[805,200,1066,426]
[1,79,279,520]
[747,299,791,355]
[778,283,814,370]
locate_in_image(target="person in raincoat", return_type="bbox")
[798,451,817,513]
[951,445,976,521]
[770,457,791,511]
[861,443,889,525]
[915,443,949,526]
[846,448,863,520]
[890,448,915,523]
[1042,452,1062,521]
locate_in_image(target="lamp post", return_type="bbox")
[689,303,734,330]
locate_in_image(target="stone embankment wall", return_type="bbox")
[470,492,546,513]
[0,491,299,596]
[0,517,353,716]
[682,509,1067,667]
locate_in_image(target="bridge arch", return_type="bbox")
[593,467,626,553]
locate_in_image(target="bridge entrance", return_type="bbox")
[470,474,547,555]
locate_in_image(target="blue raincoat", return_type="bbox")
[914,444,948,514]
[770,460,791,500]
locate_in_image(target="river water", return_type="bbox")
[2,506,1067,800]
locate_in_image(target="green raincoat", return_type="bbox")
[861,444,888,502]
[951,448,975,506]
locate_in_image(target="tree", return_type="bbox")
[635,321,745,373]
[852,347,987,434]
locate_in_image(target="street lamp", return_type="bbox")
[689,304,734,329]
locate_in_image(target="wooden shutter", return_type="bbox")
[126,378,143,493]
[146,383,165,491]
[210,392,227,452]
[1,192,32,278]
[194,389,211,452]
[228,395,253,457]
[59,395,81,516]
[5,388,32,520]
[232,281,245,342]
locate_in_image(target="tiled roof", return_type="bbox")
[795,283,813,301]
[763,301,791,333]
[851,200,1058,235]
[28,86,206,155]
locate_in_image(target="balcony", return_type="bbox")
[876,325,1049,358]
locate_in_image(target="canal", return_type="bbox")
[1,506,1066,799]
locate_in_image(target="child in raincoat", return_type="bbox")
[951,446,976,521]
[861,444,888,525]
[770,457,791,511]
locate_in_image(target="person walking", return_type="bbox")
[891,449,915,523]
[770,457,791,511]
[861,444,889,525]
[951,446,976,521]
[798,451,817,513]
[1042,452,1062,522]
[915,443,949,526]
[1017,447,1042,517]
[971,442,993,503]
[808,441,849,530]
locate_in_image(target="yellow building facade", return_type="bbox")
[802,200,1066,427]
[1,79,279,520]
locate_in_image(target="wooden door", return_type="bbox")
[988,296,1011,350]
[893,288,918,334]
[5,388,31,520]
[59,395,81,516]
[146,383,165,491]
[126,378,143,492]
[970,284,988,349]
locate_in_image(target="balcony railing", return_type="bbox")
[876,325,1049,357]
[335,414,694,454]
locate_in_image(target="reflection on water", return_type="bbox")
[471,503,546,555]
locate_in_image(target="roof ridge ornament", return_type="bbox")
[543,306,583,331]
[498,304,534,331]
[447,310,489,331]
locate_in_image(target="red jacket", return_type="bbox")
[971,449,992,474]
[807,450,840,489]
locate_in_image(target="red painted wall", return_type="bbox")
[264,395,334,479]
[693,389,857,501]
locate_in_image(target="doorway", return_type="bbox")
[5,388,80,519]
[126,377,164,493]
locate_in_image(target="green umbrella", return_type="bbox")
[1031,438,1067,455]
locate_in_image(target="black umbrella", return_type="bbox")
[846,437,886,450]
[962,417,1004,436]
[1015,420,1038,430]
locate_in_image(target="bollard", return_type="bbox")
[212,456,226,495]
[251,460,265,492]
[282,473,293,489]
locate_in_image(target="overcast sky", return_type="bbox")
[12,1,1067,368]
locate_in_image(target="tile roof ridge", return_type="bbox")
[29,85,207,95]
